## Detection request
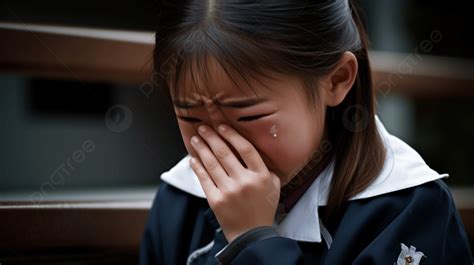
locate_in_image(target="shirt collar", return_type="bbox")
[160,114,449,243]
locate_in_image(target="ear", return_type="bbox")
[321,51,358,107]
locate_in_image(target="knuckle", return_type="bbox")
[227,185,241,197]
[238,144,254,156]
[271,174,281,187]
[206,161,220,172]
[239,183,253,194]
[211,195,226,209]
[240,178,257,193]
[214,148,230,160]
[261,171,272,181]
[221,185,241,200]
[255,177,268,188]
[196,167,206,176]
[254,172,272,187]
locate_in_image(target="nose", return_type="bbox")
[200,97,233,132]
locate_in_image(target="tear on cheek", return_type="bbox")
[269,124,278,138]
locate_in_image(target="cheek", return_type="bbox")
[241,118,308,167]
[239,116,321,179]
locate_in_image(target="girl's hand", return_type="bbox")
[189,123,281,243]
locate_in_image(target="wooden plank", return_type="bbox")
[1,22,474,97]
[0,22,154,84]
[370,51,474,98]
[0,188,155,251]
[0,187,473,250]
[0,202,150,251]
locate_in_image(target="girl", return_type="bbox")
[139,0,473,264]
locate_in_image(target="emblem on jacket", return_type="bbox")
[395,243,427,265]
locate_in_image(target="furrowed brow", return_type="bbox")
[173,97,268,109]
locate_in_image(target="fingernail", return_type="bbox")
[191,136,199,145]
[190,157,196,164]
[218,124,226,133]
[198,125,207,134]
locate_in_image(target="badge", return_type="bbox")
[395,243,427,265]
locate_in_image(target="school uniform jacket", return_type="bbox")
[138,115,473,265]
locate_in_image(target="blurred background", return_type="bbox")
[1,0,473,264]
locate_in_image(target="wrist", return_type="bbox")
[226,223,275,243]
[216,226,280,264]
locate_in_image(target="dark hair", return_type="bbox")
[153,0,386,221]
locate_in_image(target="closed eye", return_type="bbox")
[177,114,268,123]
[237,114,268,122]
[177,116,201,123]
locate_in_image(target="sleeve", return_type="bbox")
[138,188,163,265]
[352,180,473,265]
[214,226,304,265]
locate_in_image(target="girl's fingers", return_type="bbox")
[189,156,219,199]
[216,124,266,172]
[196,125,243,176]
[190,135,229,189]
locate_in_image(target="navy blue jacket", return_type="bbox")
[138,178,473,264]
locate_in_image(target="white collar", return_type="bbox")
[160,115,449,243]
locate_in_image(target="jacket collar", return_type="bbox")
[160,115,449,243]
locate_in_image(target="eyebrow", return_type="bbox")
[173,97,268,109]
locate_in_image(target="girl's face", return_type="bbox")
[172,61,326,186]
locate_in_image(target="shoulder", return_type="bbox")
[324,179,473,264]
[327,179,461,250]
[403,178,455,206]
[347,178,457,217]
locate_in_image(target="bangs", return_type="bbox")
[162,25,290,102]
